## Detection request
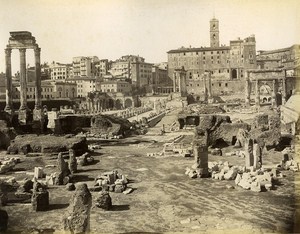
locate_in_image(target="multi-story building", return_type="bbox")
[72,56,99,77]
[68,76,96,97]
[167,17,257,95]
[100,80,132,95]
[50,62,72,80]
[151,65,170,93]
[94,59,112,77]
[257,45,300,73]
[109,55,153,88]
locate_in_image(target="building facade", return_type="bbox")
[167,17,257,96]
[257,45,300,74]
[100,80,132,95]
[50,62,72,80]
[109,55,153,88]
[5,80,77,101]
[68,76,96,97]
[94,59,112,77]
[72,56,99,77]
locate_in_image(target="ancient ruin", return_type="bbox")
[0,5,299,233]
[4,32,42,126]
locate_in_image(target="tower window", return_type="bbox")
[211,51,213,54]
[225,83,228,87]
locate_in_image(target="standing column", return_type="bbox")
[34,47,41,110]
[19,48,27,110]
[282,77,286,105]
[245,72,251,106]
[255,79,260,107]
[207,71,212,98]
[271,79,278,108]
[173,72,176,92]
[4,48,13,113]
[203,73,207,100]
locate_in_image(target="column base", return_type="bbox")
[33,108,43,121]
[18,109,30,125]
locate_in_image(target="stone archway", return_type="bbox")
[115,99,123,110]
[108,99,114,109]
[124,98,133,108]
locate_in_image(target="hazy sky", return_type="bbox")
[0,0,299,73]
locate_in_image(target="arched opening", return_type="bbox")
[231,69,237,79]
[262,97,268,103]
[72,88,75,98]
[115,99,122,110]
[108,99,114,109]
[125,99,133,108]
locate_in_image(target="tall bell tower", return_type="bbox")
[210,17,219,47]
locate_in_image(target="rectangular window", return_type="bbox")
[219,83,221,87]
[225,83,228,87]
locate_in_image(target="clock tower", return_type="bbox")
[210,17,219,47]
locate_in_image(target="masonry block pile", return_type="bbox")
[92,170,130,193]
[279,147,299,172]
[0,157,20,174]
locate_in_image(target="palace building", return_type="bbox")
[167,17,257,96]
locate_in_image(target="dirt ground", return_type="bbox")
[0,109,299,234]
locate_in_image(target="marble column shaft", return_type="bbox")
[34,47,42,109]
[207,72,212,98]
[173,73,176,92]
[271,79,278,107]
[245,72,251,106]
[255,79,260,107]
[282,77,286,104]
[19,48,27,110]
[4,48,13,111]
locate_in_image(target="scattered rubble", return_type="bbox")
[0,157,20,174]
[92,170,129,193]
[77,152,94,166]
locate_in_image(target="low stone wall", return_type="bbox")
[147,112,166,128]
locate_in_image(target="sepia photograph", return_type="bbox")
[0,0,299,233]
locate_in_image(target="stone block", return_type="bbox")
[115,184,125,193]
[250,181,261,192]
[224,169,238,180]
[31,190,49,211]
[34,167,44,179]
[0,209,8,232]
[96,191,112,210]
